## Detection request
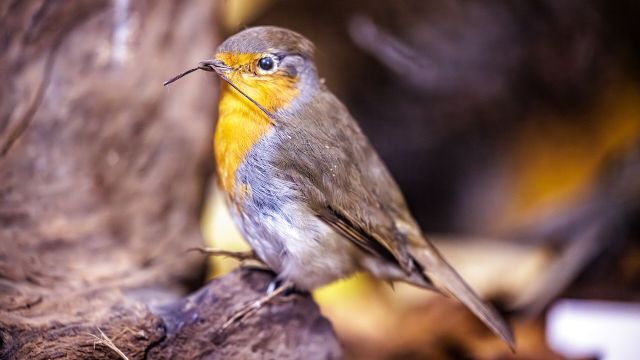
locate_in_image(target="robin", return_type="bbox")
[165,26,515,350]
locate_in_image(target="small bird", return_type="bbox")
[165,26,515,349]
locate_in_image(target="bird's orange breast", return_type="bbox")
[214,83,273,196]
[213,52,301,197]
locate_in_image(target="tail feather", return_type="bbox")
[410,243,516,351]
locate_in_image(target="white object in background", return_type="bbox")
[547,299,640,360]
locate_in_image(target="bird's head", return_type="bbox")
[165,26,319,117]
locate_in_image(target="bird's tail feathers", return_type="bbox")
[409,243,516,351]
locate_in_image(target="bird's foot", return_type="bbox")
[267,278,306,297]
[218,279,295,332]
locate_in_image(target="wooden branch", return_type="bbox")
[148,270,340,359]
[1,269,340,359]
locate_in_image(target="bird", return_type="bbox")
[164,25,515,350]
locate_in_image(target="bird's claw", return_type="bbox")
[217,280,295,333]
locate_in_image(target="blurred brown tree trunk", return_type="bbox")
[0,1,340,359]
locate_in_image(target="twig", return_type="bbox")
[187,247,258,262]
[163,66,200,86]
[218,280,294,332]
[88,327,130,360]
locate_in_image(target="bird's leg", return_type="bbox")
[267,277,307,298]
[187,247,261,263]
[266,277,284,294]
[218,279,295,332]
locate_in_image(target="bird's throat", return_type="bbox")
[214,83,273,196]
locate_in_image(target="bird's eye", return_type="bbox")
[257,55,277,74]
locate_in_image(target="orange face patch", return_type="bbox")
[215,52,300,113]
[213,52,300,196]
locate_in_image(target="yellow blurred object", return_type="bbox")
[315,275,394,341]
[201,184,250,278]
[221,0,273,30]
[504,79,640,229]
[433,237,553,300]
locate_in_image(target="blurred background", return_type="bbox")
[2,0,638,359]
[203,0,640,359]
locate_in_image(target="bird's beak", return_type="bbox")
[162,57,274,121]
[163,59,232,86]
[198,59,232,75]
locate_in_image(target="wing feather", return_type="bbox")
[316,206,402,267]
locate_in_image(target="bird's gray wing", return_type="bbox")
[273,89,419,272]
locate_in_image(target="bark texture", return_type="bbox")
[0,1,340,358]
